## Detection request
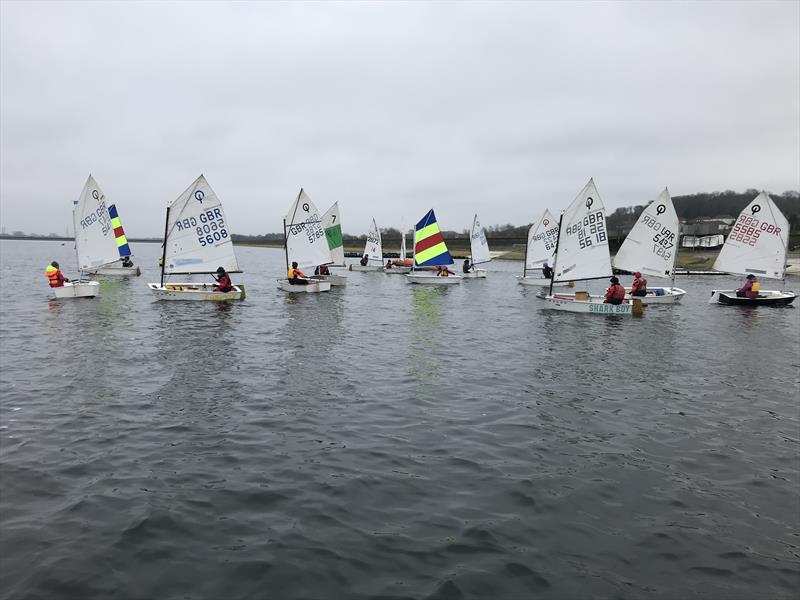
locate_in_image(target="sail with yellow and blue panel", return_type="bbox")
[414,209,454,267]
[107,204,132,258]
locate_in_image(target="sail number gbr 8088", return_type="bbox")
[565,209,607,249]
[174,207,229,247]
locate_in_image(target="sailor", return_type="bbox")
[288,261,309,285]
[314,264,330,276]
[121,256,134,268]
[630,272,648,297]
[462,259,472,274]
[437,265,455,277]
[45,261,69,287]
[542,262,554,279]
[360,254,369,267]
[213,266,233,292]
[604,276,626,305]
[385,259,393,269]
[736,274,760,299]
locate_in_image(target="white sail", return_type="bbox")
[613,188,679,278]
[525,209,559,274]
[712,192,790,279]
[400,229,407,259]
[73,175,122,271]
[553,178,612,282]
[363,218,383,264]
[470,214,491,265]
[285,189,332,269]
[321,202,345,266]
[163,175,240,275]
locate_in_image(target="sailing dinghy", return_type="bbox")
[310,202,347,286]
[709,191,795,306]
[88,203,140,276]
[385,226,413,274]
[349,219,384,271]
[517,209,569,287]
[148,175,245,301]
[51,174,121,298]
[612,188,686,304]
[277,189,332,293]
[406,209,462,285]
[539,179,633,315]
[463,214,490,278]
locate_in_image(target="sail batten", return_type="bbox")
[470,214,491,265]
[712,191,789,279]
[552,179,612,283]
[613,189,679,278]
[163,175,240,275]
[285,189,333,269]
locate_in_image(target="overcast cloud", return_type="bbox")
[1,1,798,236]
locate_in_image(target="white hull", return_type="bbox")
[349,264,384,272]
[624,287,686,304]
[405,272,462,285]
[51,281,100,299]
[384,266,412,274]
[516,276,571,288]
[539,293,633,315]
[310,274,347,286]
[90,265,141,277]
[708,289,796,306]
[148,283,245,301]
[276,279,331,293]
[462,269,487,279]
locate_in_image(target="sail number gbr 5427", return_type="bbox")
[174,208,229,247]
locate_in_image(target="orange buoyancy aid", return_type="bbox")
[610,283,626,300]
[632,277,648,293]
[45,265,62,287]
[288,267,306,279]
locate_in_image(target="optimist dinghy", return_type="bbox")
[708,191,795,306]
[406,209,462,285]
[148,175,245,301]
[349,219,384,271]
[52,174,127,299]
[613,188,686,304]
[90,204,140,276]
[517,209,570,287]
[539,179,634,315]
[277,189,332,293]
[462,214,490,278]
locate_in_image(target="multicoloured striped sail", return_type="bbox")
[107,204,132,258]
[414,209,453,267]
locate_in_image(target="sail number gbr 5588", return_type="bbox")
[174,208,229,247]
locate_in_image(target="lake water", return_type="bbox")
[1,239,798,600]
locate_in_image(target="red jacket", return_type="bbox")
[737,279,757,299]
[215,273,232,292]
[631,277,647,293]
[605,283,626,302]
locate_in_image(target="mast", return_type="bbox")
[72,201,80,277]
[523,225,529,278]
[548,213,564,297]
[159,206,170,287]
[671,221,680,288]
[283,218,289,272]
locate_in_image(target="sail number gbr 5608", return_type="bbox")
[174,208,229,247]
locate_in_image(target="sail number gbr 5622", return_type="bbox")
[174,208,229,246]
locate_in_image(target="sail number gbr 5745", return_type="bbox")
[174,208,229,247]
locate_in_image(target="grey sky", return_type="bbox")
[1,1,798,237]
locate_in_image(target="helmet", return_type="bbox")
[51,261,59,268]
[610,276,619,284]
[292,261,298,268]
[216,267,225,274]
[634,272,642,278]
[746,274,756,279]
